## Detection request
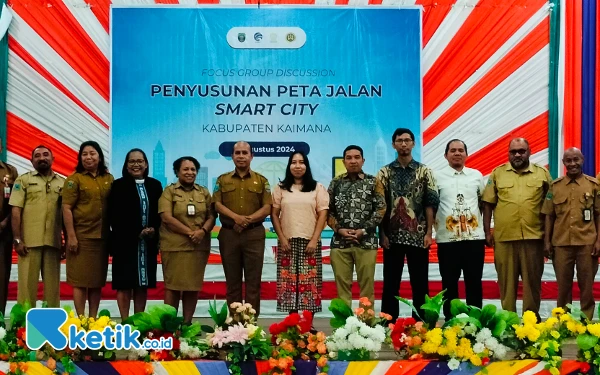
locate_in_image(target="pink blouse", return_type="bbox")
[272,183,329,240]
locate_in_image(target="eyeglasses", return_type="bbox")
[127,160,146,166]
[509,149,528,156]
[394,138,413,144]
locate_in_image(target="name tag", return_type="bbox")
[584,209,592,222]
[187,204,196,216]
[3,186,9,199]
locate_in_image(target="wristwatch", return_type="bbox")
[200,228,208,235]
[13,239,21,245]
[361,229,367,236]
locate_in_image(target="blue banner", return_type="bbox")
[111,6,422,190]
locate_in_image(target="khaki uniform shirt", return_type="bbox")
[0,161,19,222]
[541,174,600,246]
[9,171,65,248]
[158,182,213,252]
[482,163,552,242]
[62,171,114,239]
[212,170,272,227]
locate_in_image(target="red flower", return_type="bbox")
[281,258,291,267]
[404,317,416,326]
[581,362,591,373]
[302,310,313,322]
[307,258,317,266]
[482,357,490,366]
[286,313,300,326]
[161,333,180,350]
[16,328,25,340]
[269,323,281,335]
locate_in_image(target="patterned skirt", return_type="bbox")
[276,237,322,313]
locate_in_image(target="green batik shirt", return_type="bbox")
[377,159,439,247]
[327,172,386,249]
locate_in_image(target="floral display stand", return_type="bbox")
[0,359,591,375]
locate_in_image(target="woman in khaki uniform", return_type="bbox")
[159,156,215,323]
[62,141,114,317]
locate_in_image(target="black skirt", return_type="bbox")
[111,239,158,290]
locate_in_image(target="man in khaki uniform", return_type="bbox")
[0,139,19,315]
[213,141,271,316]
[542,148,600,320]
[483,138,552,315]
[9,146,64,308]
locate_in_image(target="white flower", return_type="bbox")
[493,345,507,359]
[0,327,6,341]
[448,358,460,370]
[473,343,485,354]
[246,324,258,337]
[475,328,492,342]
[329,351,337,359]
[456,313,469,319]
[464,324,477,335]
[230,302,242,309]
[249,308,256,315]
[485,337,499,351]
[243,303,253,309]
[127,351,139,361]
[225,317,233,324]
[243,314,250,321]
[236,307,245,313]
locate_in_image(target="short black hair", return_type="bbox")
[76,141,109,175]
[31,145,53,159]
[122,148,149,178]
[444,139,468,156]
[173,156,200,175]
[343,145,364,158]
[392,128,415,142]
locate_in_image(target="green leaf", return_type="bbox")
[104,350,114,359]
[396,296,423,321]
[450,299,469,317]
[491,320,507,337]
[41,301,48,309]
[497,310,520,327]
[567,304,586,322]
[181,322,202,338]
[443,316,482,329]
[329,298,353,320]
[148,304,178,319]
[577,334,599,350]
[468,307,482,320]
[162,315,184,333]
[201,325,215,334]
[480,305,497,326]
[10,304,26,327]
[98,309,111,318]
[330,317,347,329]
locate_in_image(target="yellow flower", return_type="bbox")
[526,328,540,342]
[585,351,592,360]
[437,346,449,356]
[588,323,600,337]
[560,314,571,323]
[422,342,438,354]
[538,349,548,358]
[550,330,560,339]
[552,307,565,317]
[523,311,537,325]
[425,328,443,346]
[566,321,578,333]
[515,326,527,340]
[545,317,559,329]
[549,367,560,375]
[578,324,588,335]
[470,355,482,366]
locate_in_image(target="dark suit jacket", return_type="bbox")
[108,176,163,257]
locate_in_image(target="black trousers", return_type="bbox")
[437,240,485,319]
[381,243,429,321]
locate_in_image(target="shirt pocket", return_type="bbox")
[496,180,514,201]
[221,184,236,205]
[248,184,263,202]
[172,194,188,218]
[553,195,569,214]
[193,194,208,225]
[26,184,43,203]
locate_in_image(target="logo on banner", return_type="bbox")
[286,33,296,42]
[237,33,246,42]
[254,32,263,42]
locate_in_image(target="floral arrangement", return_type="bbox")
[389,317,426,359]
[123,304,208,362]
[267,310,328,375]
[204,301,270,375]
[326,297,389,361]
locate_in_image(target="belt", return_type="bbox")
[221,222,263,230]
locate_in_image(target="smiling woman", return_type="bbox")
[108,148,163,321]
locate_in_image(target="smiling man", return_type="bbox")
[541,147,600,320]
[482,138,552,316]
[213,141,272,317]
[433,139,485,319]
[9,145,65,308]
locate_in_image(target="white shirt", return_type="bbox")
[434,165,485,243]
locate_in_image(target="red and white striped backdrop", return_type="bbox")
[3,0,574,318]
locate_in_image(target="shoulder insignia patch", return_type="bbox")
[13,183,20,190]
[546,192,553,200]
[67,181,74,189]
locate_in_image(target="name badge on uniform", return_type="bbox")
[187,203,196,216]
[584,209,592,222]
[3,186,10,199]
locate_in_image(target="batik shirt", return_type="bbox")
[377,159,439,247]
[327,172,386,249]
